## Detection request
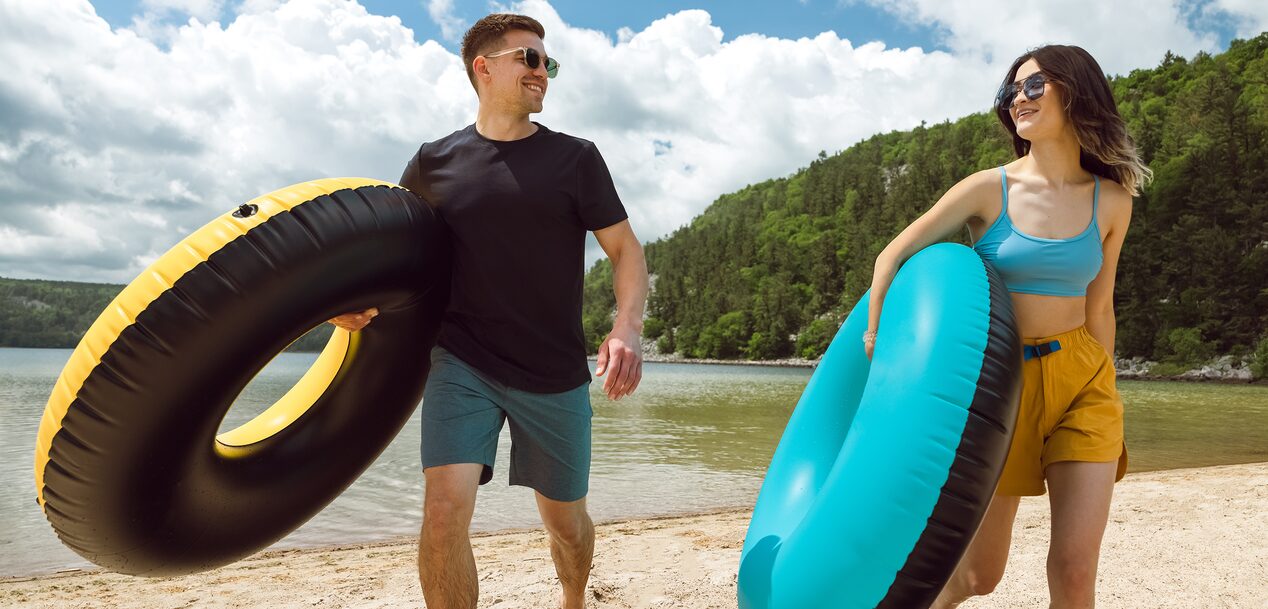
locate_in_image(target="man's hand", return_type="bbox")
[328,307,378,331]
[595,324,642,401]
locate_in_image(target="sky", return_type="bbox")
[1,0,1265,283]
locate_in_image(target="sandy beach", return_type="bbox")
[3,462,1265,609]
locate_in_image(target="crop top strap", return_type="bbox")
[998,166,1009,213]
[1092,174,1100,216]
[1092,174,1102,239]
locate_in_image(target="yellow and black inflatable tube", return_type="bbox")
[34,178,450,576]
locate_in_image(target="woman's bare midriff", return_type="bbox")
[1010,292,1087,339]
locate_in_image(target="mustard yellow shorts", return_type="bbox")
[997,326,1128,496]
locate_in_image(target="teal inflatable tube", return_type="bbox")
[738,243,1022,609]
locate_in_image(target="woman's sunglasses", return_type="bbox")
[484,46,559,79]
[997,72,1052,110]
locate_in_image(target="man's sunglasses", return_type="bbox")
[484,47,559,79]
[997,72,1052,110]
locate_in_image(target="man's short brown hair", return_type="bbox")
[460,14,546,91]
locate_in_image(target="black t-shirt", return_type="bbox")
[400,123,628,392]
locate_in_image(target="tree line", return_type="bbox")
[0,277,333,352]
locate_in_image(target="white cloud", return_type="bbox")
[427,0,468,43]
[129,0,227,45]
[0,0,1246,283]
[851,0,1220,75]
[1210,0,1268,38]
[0,0,471,281]
[239,0,285,13]
[140,0,225,21]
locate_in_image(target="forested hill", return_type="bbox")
[0,278,120,348]
[0,276,333,351]
[583,34,1268,365]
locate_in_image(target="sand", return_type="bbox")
[2,462,1265,609]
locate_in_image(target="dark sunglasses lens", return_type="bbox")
[1023,74,1046,100]
[522,48,541,69]
[998,84,1018,109]
[545,57,559,78]
[998,75,1047,110]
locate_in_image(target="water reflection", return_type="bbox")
[1119,380,1268,470]
[593,365,806,475]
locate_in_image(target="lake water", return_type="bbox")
[1,347,1265,577]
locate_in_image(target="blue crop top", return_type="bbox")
[972,167,1103,297]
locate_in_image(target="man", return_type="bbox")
[330,13,647,609]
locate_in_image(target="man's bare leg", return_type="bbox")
[419,463,484,609]
[535,493,594,609]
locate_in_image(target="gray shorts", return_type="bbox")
[420,347,592,502]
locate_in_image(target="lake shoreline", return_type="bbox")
[610,354,1266,383]
[3,462,1264,608]
[7,346,1259,383]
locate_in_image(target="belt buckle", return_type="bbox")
[1023,340,1062,361]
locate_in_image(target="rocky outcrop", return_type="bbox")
[1114,355,1255,382]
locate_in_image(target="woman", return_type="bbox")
[865,45,1150,608]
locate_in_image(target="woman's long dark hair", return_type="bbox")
[995,45,1152,195]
